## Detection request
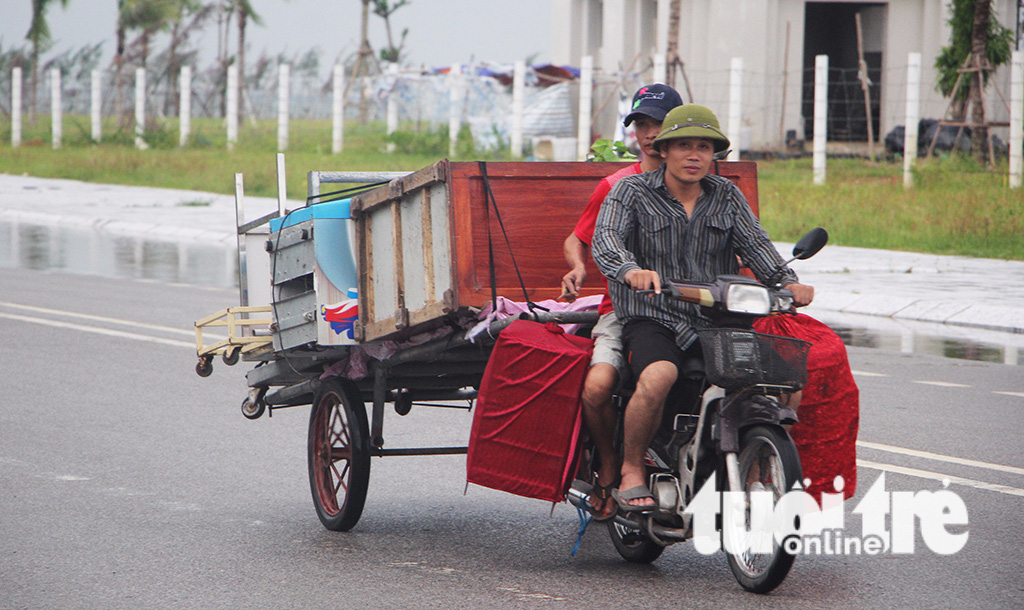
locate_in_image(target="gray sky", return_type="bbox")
[1,1,554,69]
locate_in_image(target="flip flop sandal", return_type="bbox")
[612,484,656,513]
[589,482,617,522]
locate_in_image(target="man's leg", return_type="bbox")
[619,360,676,508]
[581,362,619,487]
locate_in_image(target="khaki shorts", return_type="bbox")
[590,311,626,377]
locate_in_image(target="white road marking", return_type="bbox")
[0,311,194,348]
[994,391,1024,398]
[851,370,888,377]
[857,459,1024,497]
[856,441,1024,476]
[913,380,971,388]
[0,300,195,336]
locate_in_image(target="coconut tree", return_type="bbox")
[232,0,262,113]
[25,0,70,120]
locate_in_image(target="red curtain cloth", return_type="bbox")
[753,313,860,501]
[467,321,593,503]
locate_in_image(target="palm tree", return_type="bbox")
[233,0,262,118]
[26,0,70,121]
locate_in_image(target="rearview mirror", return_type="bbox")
[791,227,828,260]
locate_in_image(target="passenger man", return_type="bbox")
[592,104,814,510]
[560,84,683,520]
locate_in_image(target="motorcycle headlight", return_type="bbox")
[724,283,771,315]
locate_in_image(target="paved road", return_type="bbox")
[2,267,1022,608]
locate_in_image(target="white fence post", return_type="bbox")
[91,69,101,142]
[577,55,594,161]
[511,60,525,158]
[653,53,667,84]
[11,67,21,147]
[727,57,743,161]
[332,63,344,154]
[1009,50,1023,189]
[448,64,461,158]
[277,63,290,152]
[386,63,399,152]
[51,68,62,149]
[135,67,146,149]
[180,66,191,147]
[227,64,238,150]
[903,53,921,189]
[813,54,828,185]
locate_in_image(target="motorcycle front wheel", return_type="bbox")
[725,425,802,594]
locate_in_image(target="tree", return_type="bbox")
[232,0,263,116]
[372,0,409,63]
[934,0,1013,120]
[119,0,179,69]
[26,0,70,120]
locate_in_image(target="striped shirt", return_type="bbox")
[592,165,798,349]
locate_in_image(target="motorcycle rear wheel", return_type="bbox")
[608,520,665,563]
[725,425,802,594]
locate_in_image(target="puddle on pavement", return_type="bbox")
[0,219,237,288]
[2,219,1020,367]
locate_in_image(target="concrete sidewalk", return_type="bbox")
[2,173,1022,337]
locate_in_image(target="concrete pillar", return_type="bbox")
[448,64,461,158]
[577,55,594,161]
[180,66,191,147]
[277,63,290,152]
[91,69,101,142]
[135,67,145,149]
[813,55,828,185]
[727,57,742,161]
[332,63,344,154]
[1009,50,1023,189]
[51,68,62,149]
[226,64,238,151]
[511,60,526,158]
[903,53,921,189]
[11,67,21,147]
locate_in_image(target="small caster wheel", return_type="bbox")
[196,357,213,377]
[241,388,267,420]
[222,346,241,366]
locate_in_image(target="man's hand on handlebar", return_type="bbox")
[559,266,586,302]
[624,269,662,295]
[784,282,814,307]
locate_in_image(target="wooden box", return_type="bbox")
[349,160,758,344]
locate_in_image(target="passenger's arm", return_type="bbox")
[559,233,589,301]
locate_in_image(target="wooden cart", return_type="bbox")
[194,159,760,531]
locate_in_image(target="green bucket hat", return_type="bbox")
[653,104,731,153]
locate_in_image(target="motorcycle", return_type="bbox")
[568,227,829,594]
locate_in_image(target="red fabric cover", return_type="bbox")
[467,320,593,502]
[753,313,860,501]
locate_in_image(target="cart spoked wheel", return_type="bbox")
[307,379,371,531]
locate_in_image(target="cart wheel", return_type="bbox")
[308,379,371,531]
[195,357,213,377]
[222,346,241,366]
[241,389,267,420]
